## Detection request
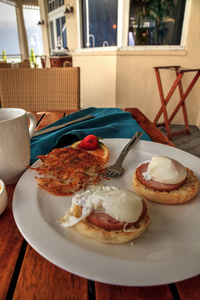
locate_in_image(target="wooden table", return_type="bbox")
[1,108,199,300]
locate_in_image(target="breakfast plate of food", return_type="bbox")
[13,137,200,286]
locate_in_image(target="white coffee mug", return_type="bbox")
[0,108,37,184]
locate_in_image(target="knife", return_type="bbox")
[33,115,95,137]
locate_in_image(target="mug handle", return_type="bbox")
[27,112,37,138]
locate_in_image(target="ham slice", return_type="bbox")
[136,163,186,192]
[86,201,147,231]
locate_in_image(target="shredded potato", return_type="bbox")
[30,148,106,196]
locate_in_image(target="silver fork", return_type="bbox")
[102,131,143,177]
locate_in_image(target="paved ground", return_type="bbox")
[159,124,200,158]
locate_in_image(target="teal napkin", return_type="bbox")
[31,107,151,164]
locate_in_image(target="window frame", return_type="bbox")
[76,0,191,52]
[47,0,64,13]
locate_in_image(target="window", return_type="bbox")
[129,0,186,46]
[80,0,186,50]
[82,0,118,48]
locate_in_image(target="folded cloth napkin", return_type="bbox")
[30,107,151,164]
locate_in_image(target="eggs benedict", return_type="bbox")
[59,186,150,244]
[133,156,199,204]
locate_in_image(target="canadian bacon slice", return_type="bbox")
[136,163,186,192]
[86,201,147,231]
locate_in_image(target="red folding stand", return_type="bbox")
[153,66,200,140]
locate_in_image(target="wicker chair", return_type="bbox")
[63,61,72,67]
[0,67,80,111]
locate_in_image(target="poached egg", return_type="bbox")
[59,186,143,227]
[143,156,187,184]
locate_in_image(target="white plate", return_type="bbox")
[13,139,200,286]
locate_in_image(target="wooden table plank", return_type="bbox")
[175,276,200,300]
[125,108,175,147]
[95,283,174,300]
[31,111,45,124]
[33,110,77,132]
[13,245,88,300]
[34,111,65,131]
[0,186,24,300]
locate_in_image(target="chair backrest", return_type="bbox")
[63,61,72,67]
[0,67,80,111]
[0,63,11,68]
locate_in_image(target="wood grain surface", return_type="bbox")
[13,245,88,300]
[0,187,23,300]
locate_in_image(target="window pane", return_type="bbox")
[56,17,67,49]
[23,7,44,56]
[47,0,64,12]
[0,2,20,57]
[129,0,186,46]
[82,0,118,48]
[61,16,67,49]
[56,18,61,48]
